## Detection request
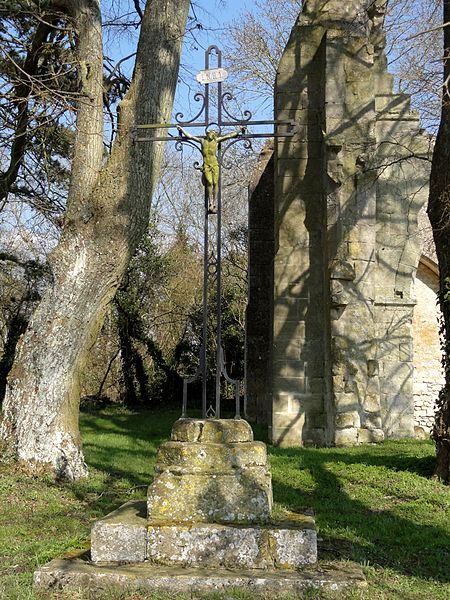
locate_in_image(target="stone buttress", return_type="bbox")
[246,0,431,447]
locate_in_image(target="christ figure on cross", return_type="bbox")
[176,125,246,214]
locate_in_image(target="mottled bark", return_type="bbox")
[427,0,450,484]
[0,0,190,479]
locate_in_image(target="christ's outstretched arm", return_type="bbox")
[176,125,202,143]
[217,126,246,142]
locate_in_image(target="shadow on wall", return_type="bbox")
[250,5,432,446]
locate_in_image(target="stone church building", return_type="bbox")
[246,0,441,446]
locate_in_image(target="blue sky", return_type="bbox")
[178,1,253,95]
[175,0,274,131]
[101,0,263,127]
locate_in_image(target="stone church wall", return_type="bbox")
[413,260,443,435]
[246,145,274,425]
[246,0,433,446]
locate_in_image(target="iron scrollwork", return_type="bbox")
[134,45,297,420]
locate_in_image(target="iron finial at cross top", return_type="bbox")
[133,45,296,420]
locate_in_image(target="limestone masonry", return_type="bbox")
[94,418,316,571]
[147,418,273,524]
[34,418,366,593]
[247,0,433,446]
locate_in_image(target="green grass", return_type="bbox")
[0,408,449,599]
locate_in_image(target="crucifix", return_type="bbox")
[133,45,296,420]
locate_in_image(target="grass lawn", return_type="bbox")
[0,408,449,599]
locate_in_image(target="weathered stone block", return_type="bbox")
[375,72,394,94]
[375,93,410,114]
[91,501,147,563]
[273,393,290,414]
[272,411,306,432]
[200,419,255,443]
[170,419,202,442]
[335,392,360,413]
[147,515,317,570]
[155,441,267,473]
[363,413,382,430]
[279,338,303,361]
[272,375,307,395]
[147,467,272,524]
[383,412,415,438]
[291,393,324,415]
[358,428,384,443]
[334,428,358,446]
[147,523,263,569]
[274,360,306,379]
[275,272,311,299]
[330,259,356,281]
[171,419,253,444]
[336,411,360,429]
[274,315,306,339]
[270,520,317,567]
[271,425,302,447]
[361,393,381,413]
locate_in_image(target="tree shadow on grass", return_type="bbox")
[330,445,435,479]
[270,446,449,584]
[270,441,437,478]
[59,410,176,516]
[78,409,177,484]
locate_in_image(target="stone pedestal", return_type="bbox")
[147,418,272,524]
[92,419,314,569]
[34,419,366,594]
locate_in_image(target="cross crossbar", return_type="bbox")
[134,44,297,420]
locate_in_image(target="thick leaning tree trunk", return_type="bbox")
[0,0,190,479]
[427,0,450,484]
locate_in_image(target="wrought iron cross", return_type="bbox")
[133,45,296,420]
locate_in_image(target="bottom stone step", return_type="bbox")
[34,555,367,595]
[147,518,316,569]
[91,500,317,569]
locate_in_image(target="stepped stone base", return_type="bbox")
[91,500,317,569]
[147,419,273,524]
[34,418,367,594]
[91,501,147,564]
[34,555,367,595]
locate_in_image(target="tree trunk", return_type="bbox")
[427,0,450,484]
[0,0,190,479]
